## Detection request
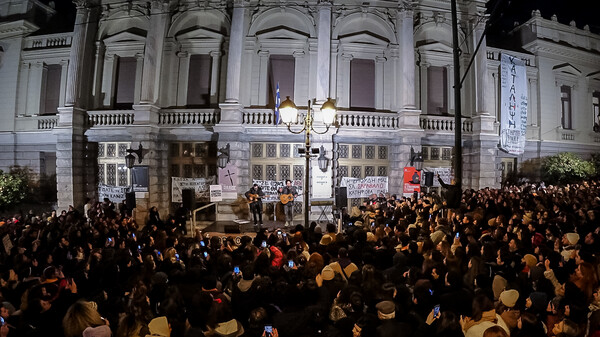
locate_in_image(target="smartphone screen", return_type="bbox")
[175,253,180,261]
[200,241,206,247]
[234,266,240,274]
[261,240,267,248]
[203,251,208,258]
[455,232,460,239]
[434,305,440,316]
[288,260,294,268]
[264,326,273,334]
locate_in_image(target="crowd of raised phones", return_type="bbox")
[0,181,599,337]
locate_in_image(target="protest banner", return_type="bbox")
[340,176,388,199]
[98,184,128,203]
[252,179,304,202]
[172,176,216,203]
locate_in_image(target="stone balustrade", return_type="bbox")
[37,116,58,129]
[159,110,220,125]
[87,111,135,126]
[242,109,399,129]
[420,115,473,133]
[26,33,72,49]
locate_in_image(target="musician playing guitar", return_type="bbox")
[245,184,265,230]
[278,179,298,227]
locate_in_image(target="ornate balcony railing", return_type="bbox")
[37,116,58,129]
[337,112,399,129]
[242,109,399,129]
[87,111,135,126]
[25,33,72,49]
[420,115,473,133]
[159,110,220,125]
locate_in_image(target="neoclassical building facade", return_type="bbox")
[0,0,599,222]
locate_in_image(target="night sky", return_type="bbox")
[486,0,600,45]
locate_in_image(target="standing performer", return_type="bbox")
[245,184,265,230]
[278,179,298,227]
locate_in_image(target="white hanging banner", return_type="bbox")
[500,53,528,155]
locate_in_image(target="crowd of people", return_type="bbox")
[0,181,598,337]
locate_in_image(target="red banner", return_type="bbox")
[403,167,421,196]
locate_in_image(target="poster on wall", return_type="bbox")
[500,53,528,155]
[171,177,216,203]
[402,167,421,197]
[312,166,332,199]
[131,166,149,192]
[218,164,238,199]
[340,176,388,199]
[210,185,223,202]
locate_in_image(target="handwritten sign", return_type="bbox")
[210,185,223,202]
[98,184,128,203]
[340,176,388,199]
[500,53,527,155]
[172,176,216,203]
[423,167,453,187]
[252,179,304,202]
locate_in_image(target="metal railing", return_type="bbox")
[192,203,217,232]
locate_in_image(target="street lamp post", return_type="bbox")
[279,97,337,226]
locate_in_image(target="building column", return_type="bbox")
[473,15,489,115]
[101,54,116,107]
[16,62,30,116]
[134,53,144,105]
[64,0,98,108]
[209,50,221,105]
[176,51,190,106]
[140,0,171,105]
[400,8,416,110]
[293,51,308,104]
[419,62,429,113]
[257,50,269,106]
[316,2,332,102]
[55,0,99,211]
[26,62,43,116]
[224,2,246,104]
[375,56,386,109]
[91,42,104,109]
[59,60,69,108]
[219,1,247,125]
[336,53,352,108]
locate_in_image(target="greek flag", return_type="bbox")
[275,82,281,125]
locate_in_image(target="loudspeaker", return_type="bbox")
[182,189,195,210]
[335,187,348,209]
[126,192,136,209]
[224,224,241,233]
[424,172,434,187]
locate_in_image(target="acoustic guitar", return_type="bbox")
[280,194,294,205]
[247,193,260,203]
